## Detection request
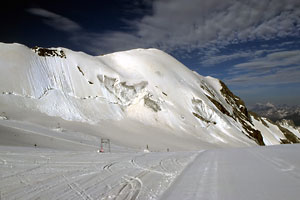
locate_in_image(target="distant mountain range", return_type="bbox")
[250,103,300,126]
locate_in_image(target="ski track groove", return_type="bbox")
[130,157,174,177]
[63,174,94,200]
[0,158,7,165]
[0,150,196,200]
[1,165,43,180]
[99,152,194,200]
[102,162,116,173]
[249,149,300,180]
[25,170,83,198]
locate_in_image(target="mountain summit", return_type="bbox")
[0,43,299,150]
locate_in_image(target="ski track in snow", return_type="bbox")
[1,145,300,200]
[0,148,196,200]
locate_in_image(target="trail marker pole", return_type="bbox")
[100,138,111,153]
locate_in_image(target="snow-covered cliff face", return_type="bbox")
[0,43,299,147]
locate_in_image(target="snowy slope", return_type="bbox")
[0,42,299,149]
[277,119,300,140]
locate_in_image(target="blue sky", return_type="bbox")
[1,0,300,106]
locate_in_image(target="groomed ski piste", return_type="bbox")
[1,129,299,200]
[0,42,300,199]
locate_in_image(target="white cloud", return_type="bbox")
[27,1,300,55]
[227,66,300,85]
[27,8,82,32]
[200,49,283,66]
[234,50,300,69]
[78,0,300,54]
[201,52,252,66]
[225,50,300,85]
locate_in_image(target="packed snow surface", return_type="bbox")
[0,145,195,200]
[1,144,300,200]
[161,144,300,200]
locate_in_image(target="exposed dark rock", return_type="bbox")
[206,95,231,117]
[276,119,296,128]
[249,111,269,127]
[256,115,300,144]
[77,66,84,76]
[217,81,264,145]
[280,139,291,144]
[200,82,216,97]
[249,111,260,121]
[192,112,216,124]
[144,94,161,112]
[277,124,300,144]
[260,118,269,128]
[238,118,264,145]
[32,46,66,58]
[219,81,249,121]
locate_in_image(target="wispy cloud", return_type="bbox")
[227,66,300,85]
[77,0,300,54]
[27,1,300,56]
[200,49,283,66]
[27,8,82,33]
[225,50,300,85]
[234,50,300,69]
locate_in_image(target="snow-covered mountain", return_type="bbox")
[0,42,299,149]
[250,102,300,126]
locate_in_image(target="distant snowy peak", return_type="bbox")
[277,119,296,128]
[250,103,300,126]
[0,42,299,148]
